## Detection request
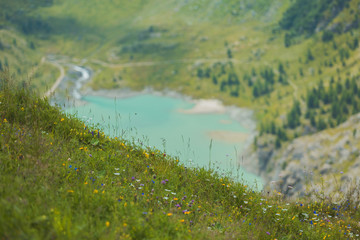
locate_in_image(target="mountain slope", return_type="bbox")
[1,71,360,239]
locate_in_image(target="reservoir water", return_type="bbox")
[67,93,262,188]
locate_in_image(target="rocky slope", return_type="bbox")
[244,113,360,201]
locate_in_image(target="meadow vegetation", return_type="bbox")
[1,0,360,238]
[1,70,360,239]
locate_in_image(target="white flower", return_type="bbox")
[114,173,120,176]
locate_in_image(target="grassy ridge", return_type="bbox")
[1,71,360,239]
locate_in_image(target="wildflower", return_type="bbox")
[3,119,7,123]
[93,189,98,194]
[67,190,74,193]
[123,223,127,227]
[21,107,24,111]
[266,232,270,235]
[167,213,173,216]
[180,219,185,223]
[106,221,110,227]
[61,118,64,122]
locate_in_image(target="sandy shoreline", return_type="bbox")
[207,131,250,143]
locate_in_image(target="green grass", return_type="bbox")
[1,70,360,239]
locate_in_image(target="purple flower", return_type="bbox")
[266,232,270,235]
[132,177,135,181]
[161,180,166,185]
[89,154,92,157]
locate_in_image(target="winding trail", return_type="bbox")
[44,60,65,98]
[91,58,244,69]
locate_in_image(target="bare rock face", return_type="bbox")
[242,113,360,199]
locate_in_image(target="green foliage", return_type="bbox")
[322,31,334,42]
[1,71,360,239]
[279,0,351,34]
[287,100,301,129]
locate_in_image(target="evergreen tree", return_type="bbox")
[352,78,358,95]
[345,78,351,89]
[284,33,291,48]
[317,118,327,131]
[331,101,340,118]
[212,76,218,85]
[253,84,260,97]
[299,68,304,77]
[278,62,286,75]
[275,137,282,149]
[227,49,232,59]
[270,121,276,135]
[251,68,257,76]
[220,80,227,92]
[310,112,316,127]
[306,49,314,61]
[336,81,343,94]
[197,68,203,78]
[205,68,211,78]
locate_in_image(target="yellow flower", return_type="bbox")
[21,107,24,111]
[167,213,173,216]
[93,189,98,194]
[173,198,178,201]
[61,118,64,122]
[84,182,88,185]
[3,119,7,123]
[180,219,185,223]
[123,223,127,227]
[106,221,110,227]
[67,190,74,193]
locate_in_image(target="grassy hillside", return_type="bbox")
[1,71,360,239]
[1,0,360,219]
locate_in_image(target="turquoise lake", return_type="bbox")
[67,94,262,187]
